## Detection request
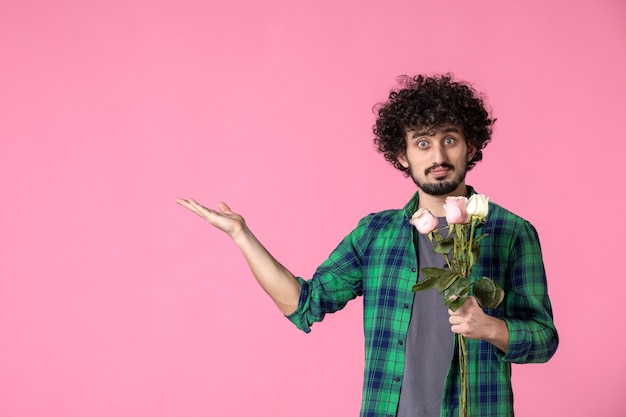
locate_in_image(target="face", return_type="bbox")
[397,124,476,196]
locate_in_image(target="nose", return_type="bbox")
[431,143,445,164]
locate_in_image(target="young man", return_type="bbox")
[177,74,558,417]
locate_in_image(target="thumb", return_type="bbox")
[217,201,233,214]
[466,295,479,307]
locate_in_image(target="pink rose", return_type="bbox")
[444,196,470,224]
[409,208,439,234]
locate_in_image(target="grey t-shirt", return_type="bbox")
[397,219,454,417]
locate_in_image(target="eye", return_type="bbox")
[417,140,429,148]
[443,137,456,145]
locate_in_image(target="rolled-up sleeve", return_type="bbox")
[286,216,372,333]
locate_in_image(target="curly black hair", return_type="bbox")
[373,74,495,174]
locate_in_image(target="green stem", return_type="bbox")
[458,334,468,417]
[443,253,452,270]
[468,219,476,277]
[434,229,453,270]
[457,224,468,277]
[459,221,476,417]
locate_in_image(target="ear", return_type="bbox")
[467,144,477,161]
[396,151,409,169]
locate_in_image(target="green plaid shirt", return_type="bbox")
[287,188,558,417]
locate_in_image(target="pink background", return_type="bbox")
[1,0,624,416]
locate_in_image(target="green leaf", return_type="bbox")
[468,241,480,269]
[437,271,461,291]
[472,277,495,307]
[472,277,504,309]
[434,238,454,254]
[442,276,470,300]
[455,225,467,240]
[449,258,462,272]
[412,275,441,292]
[488,287,505,309]
[445,289,469,311]
[420,267,445,280]
[474,233,489,243]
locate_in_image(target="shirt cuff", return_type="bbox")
[284,277,312,333]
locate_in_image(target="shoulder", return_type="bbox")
[343,208,409,251]
[487,201,530,223]
[356,208,407,231]
[470,187,533,228]
[485,201,541,242]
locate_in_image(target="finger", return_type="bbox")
[178,198,210,219]
[466,296,479,308]
[175,198,192,207]
[188,199,215,217]
[187,198,206,211]
[448,296,475,315]
[176,198,198,213]
[448,307,461,316]
[217,201,233,214]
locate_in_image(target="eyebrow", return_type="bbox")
[409,126,461,139]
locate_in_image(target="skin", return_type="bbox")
[397,124,474,216]
[175,199,302,315]
[396,124,509,352]
[177,123,509,352]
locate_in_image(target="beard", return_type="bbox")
[408,162,468,196]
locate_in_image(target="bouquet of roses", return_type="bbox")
[409,194,504,417]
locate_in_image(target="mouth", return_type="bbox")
[426,165,454,179]
[429,168,450,177]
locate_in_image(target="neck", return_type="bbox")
[417,184,469,217]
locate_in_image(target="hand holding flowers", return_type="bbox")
[410,193,503,417]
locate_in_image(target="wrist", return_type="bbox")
[485,317,509,352]
[231,225,256,248]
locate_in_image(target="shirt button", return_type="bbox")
[394,377,401,382]
[411,267,416,272]
[404,303,409,309]
[398,340,403,345]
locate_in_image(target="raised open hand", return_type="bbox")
[176,198,246,238]
[176,197,301,313]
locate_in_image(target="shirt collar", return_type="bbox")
[402,185,477,219]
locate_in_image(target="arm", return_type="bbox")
[176,198,301,315]
[498,221,558,363]
[449,218,558,360]
[286,214,374,333]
